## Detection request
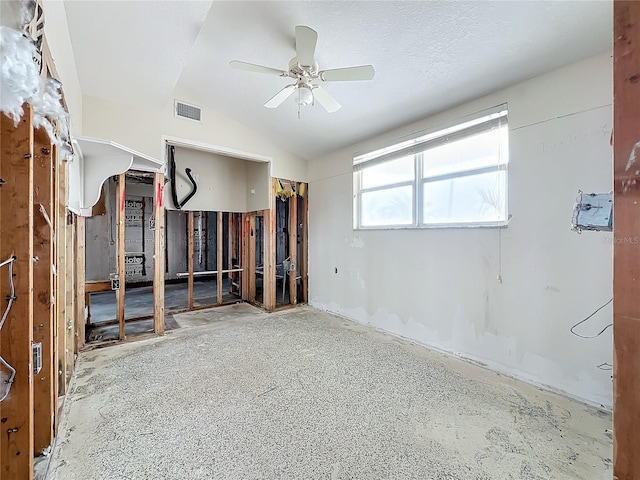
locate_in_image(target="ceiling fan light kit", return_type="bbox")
[230,25,375,116]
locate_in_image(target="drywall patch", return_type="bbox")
[346,236,365,248]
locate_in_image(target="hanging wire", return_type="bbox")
[0,256,17,402]
[597,363,613,371]
[570,298,613,339]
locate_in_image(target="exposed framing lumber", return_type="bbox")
[217,211,223,305]
[187,210,194,310]
[153,172,165,335]
[241,213,249,300]
[613,2,640,478]
[75,216,85,352]
[228,213,233,293]
[55,160,67,397]
[300,185,309,303]
[0,107,35,480]
[64,208,75,384]
[288,190,298,305]
[263,180,277,311]
[32,127,54,454]
[116,174,126,340]
[51,145,59,433]
[248,214,256,302]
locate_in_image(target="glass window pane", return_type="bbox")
[422,170,506,224]
[361,155,415,189]
[361,185,413,226]
[422,126,508,179]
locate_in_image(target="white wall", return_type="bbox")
[308,52,614,408]
[169,147,270,212]
[82,95,308,182]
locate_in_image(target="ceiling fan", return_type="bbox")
[230,26,375,114]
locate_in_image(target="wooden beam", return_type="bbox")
[263,180,277,311]
[50,145,59,434]
[241,213,249,301]
[187,210,194,310]
[32,127,55,455]
[217,211,223,305]
[75,216,85,352]
[153,172,165,335]
[248,214,256,302]
[229,214,236,294]
[0,107,35,480]
[64,209,75,385]
[613,2,640,479]
[300,185,309,303]
[288,192,298,305]
[55,160,67,397]
[116,173,125,340]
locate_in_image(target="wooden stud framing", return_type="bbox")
[116,173,125,340]
[64,208,75,384]
[217,211,223,305]
[288,191,298,305]
[228,213,233,293]
[248,214,256,302]
[0,107,35,480]
[32,127,55,454]
[187,210,194,310]
[75,216,85,352]
[153,172,165,335]
[50,145,59,433]
[613,2,640,478]
[300,185,309,303]
[241,213,249,300]
[55,160,67,397]
[263,180,277,311]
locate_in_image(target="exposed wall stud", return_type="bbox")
[613,1,640,478]
[0,106,35,480]
[153,172,165,335]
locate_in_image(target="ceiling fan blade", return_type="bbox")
[295,26,317,67]
[264,85,297,109]
[312,86,341,113]
[319,65,375,82]
[230,60,287,76]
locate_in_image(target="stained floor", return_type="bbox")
[47,305,612,480]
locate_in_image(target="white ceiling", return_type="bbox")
[64,1,612,160]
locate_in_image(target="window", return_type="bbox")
[354,105,508,229]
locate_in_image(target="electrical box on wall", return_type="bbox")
[571,191,612,232]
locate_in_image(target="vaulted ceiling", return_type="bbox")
[64,1,612,160]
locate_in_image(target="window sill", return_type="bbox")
[354,221,510,231]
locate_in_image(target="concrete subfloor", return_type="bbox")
[47,305,612,480]
[87,279,240,324]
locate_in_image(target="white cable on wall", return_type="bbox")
[0,256,17,402]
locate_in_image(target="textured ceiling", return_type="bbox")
[65,1,612,160]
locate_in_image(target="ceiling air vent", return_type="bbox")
[175,100,202,122]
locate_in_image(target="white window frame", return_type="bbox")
[353,104,509,230]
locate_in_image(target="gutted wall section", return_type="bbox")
[308,52,614,408]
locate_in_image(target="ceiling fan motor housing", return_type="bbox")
[289,57,319,78]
